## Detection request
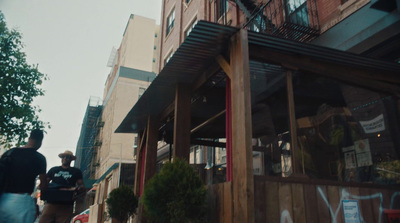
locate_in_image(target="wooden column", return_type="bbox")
[286,70,301,175]
[173,83,191,160]
[136,116,158,223]
[143,115,159,186]
[133,131,144,196]
[226,78,233,182]
[134,131,146,223]
[230,29,254,223]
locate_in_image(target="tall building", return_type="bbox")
[77,14,159,221]
[158,0,399,67]
[95,13,158,188]
[75,96,102,181]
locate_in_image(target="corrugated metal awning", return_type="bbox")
[115,20,400,135]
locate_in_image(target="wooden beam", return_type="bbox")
[143,115,159,186]
[216,55,232,79]
[160,62,221,122]
[192,61,222,91]
[160,103,175,123]
[286,70,301,175]
[191,139,226,148]
[133,131,144,196]
[190,109,226,133]
[230,29,254,223]
[173,83,191,161]
[136,127,147,155]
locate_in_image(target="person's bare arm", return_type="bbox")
[76,179,86,193]
[38,173,48,191]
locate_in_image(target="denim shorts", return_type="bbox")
[0,193,36,223]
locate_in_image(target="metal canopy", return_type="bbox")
[115,20,400,137]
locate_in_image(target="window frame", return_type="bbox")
[184,17,197,39]
[164,50,174,66]
[166,9,175,36]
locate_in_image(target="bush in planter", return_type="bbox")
[142,158,207,223]
[106,184,138,223]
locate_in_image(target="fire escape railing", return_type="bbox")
[239,0,320,42]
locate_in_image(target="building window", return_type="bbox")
[134,136,138,148]
[138,87,146,98]
[153,58,156,63]
[184,19,197,38]
[166,9,175,36]
[154,46,157,50]
[186,0,191,3]
[164,51,174,65]
[286,0,309,26]
[218,0,228,18]
[155,33,158,37]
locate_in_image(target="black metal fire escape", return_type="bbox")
[235,0,320,42]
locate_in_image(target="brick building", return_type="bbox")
[119,0,400,222]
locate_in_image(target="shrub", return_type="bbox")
[142,158,207,223]
[106,184,138,223]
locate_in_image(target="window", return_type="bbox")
[134,136,138,148]
[164,51,174,65]
[218,0,228,18]
[186,0,191,3]
[138,87,146,98]
[250,15,266,33]
[154,46,156,50]
[184,19,197,38]
[286,0,309,26]
[166,9,175,36]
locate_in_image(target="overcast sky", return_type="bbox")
[0,0,161,170]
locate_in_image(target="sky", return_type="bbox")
[0,0,161,170]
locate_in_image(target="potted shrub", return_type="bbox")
[106,184,138,223]
[142,158,207,223]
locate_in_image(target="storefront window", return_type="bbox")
[293,77,400,185]
[253,72,399,186]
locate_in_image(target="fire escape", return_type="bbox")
[89,118,103,179]
[235,0,320,42]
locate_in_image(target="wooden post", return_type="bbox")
[230,29,254,223]
[143,115,159,186]
[173,83,191,161]
[286,70,301,175]
[136,116,159,223]
[226,78,233,182]
[133,131,144,196]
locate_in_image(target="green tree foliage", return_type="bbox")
[0,11,49,146]
[106,184,138,223]
[142,158,207,223]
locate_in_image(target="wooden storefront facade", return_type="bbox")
[116,21,400,222]
[207,177,400,222]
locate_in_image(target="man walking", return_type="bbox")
[39,150,85,223]
[0,129,48,223]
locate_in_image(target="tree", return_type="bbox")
[0,11,49,147]
[142,158,207,223]
[106,184,138,223]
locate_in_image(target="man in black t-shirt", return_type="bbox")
[39,150,85,223]
[0,129,48,223]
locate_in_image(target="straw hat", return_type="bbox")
[58,150,77,160]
